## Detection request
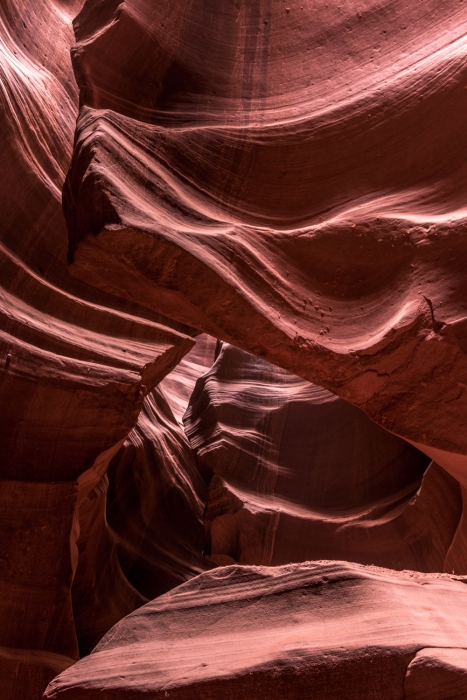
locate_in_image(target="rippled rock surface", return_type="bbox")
[184,343,465,572]
[0,0,196,695]
[66,0,467,478]
[3,0,467,697]
[44,561,467,700]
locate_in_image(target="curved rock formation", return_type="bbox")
[0,0,197,695]
[405,648,467,699]
[0,0,196,479]
[70,474,147,659]
[186,344,430,511]
[159,333,218,425]
[184,343,465,572]
[4,0,467,696]
[71,335,217,656]
[65,0,467,479]
[44,561,467,700]
[105,387,210,606]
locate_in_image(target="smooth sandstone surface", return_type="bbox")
[0,0,196,695]
[405,648,467,699]
[66,0,467,473]
[184,343,466,573]
[159,334,218,425]
[0,0,196,479]
[106,387,210,604]
[3,0,467,697]
[44,561,467,700]
[185,343,430,510]
[71,335,217,656]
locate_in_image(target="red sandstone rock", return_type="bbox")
[105,386,211,604]
[44,561,467,700]
[4,0,467,696]
[184,343,465,572]
[65,0,467,479]
[70,474,147,659]
[71,336,217,656]
[159,334,218,425]
[0,0,197,695]
[405,648,467,699]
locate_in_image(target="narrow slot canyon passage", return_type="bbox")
[2,0,467,698]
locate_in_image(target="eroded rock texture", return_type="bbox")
[0,0,195,480]
[0,0,197,696]
[65,0,467,480]
[159,333,218,425]
[44,561,467,700]
[70,335,216,657]
[185,343,466,573]
[405,648,467,699]
[3,0,467,697]
[105,389,208,609]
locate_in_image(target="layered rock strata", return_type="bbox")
[405,648,467,699]
[184,343,466,573]
[65,0,467,479]
[159,334,218,425]
[72,334,217,655]
[4,0,467,696]
[0,0,197,696]
[105,388,210,611]
[44,561,467,700]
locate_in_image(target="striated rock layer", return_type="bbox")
[71,334,216,656]
[159,333,218,425]
[44,561,467,700]
[184,343,466,573]
[0,0,198,696]
[105,389,209,609]
[0,0,196,479]
[4,0,467,696]
[65,0,467,479]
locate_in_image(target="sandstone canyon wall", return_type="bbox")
[44,562,467,700]
[1,0,467,698]
[0,0,199,696]
[65,0,467,479]
[184,343,462,574]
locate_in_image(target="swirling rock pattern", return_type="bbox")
[44,561,467,700]
[3,0,467,696]
[105,387,210,610]
[71,335,217,656]
[66,0,467,480]
[0,0,196,480]
[70,474,147,659]
[184,343,465,572]
[159,333,218,425]
[0,0,197,695]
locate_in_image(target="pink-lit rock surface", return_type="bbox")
[66,0,467,478]
[405,648,467,699]
[159,334,218,425]
[105,388,210,605]
[44,561,467,700]
[185,343,465,573]
[71,335,217,656]
[0,0,196,696]
[3,0,467,697]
